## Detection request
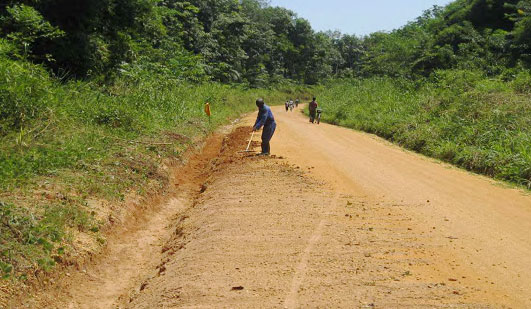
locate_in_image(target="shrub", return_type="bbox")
[432,69,485,93]
[0,4,64,58]
[0,201,96,279]
[0,41,54,133]
[511,70,531,94]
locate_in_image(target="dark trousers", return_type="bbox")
[309,110,316,122]
[261,122,276,154]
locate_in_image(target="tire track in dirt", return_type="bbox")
[284,193,341,309]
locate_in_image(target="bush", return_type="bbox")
[0,4,64,58]
[511,70,531,94]
[0,40,54,133]
[431,69,485,92]
[0,201,96,279]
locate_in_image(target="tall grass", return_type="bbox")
[315,71,531,189]
[1,82,289,189]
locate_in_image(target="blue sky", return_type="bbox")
[268,0,454,36]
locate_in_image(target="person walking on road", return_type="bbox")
[309,97,318,123]
[285,101,289,112]
[253,98,276,156]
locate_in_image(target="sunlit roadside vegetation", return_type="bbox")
[316,71,530,188]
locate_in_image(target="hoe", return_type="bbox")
[241,131,257,153]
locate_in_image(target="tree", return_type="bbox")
[0,4,64,59]
[509,0,531,66]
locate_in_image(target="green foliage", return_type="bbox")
[0,39,54,132]
[0,4,64,58]
[510,0,531,65]
[0,200,96,279]
[0,0,356,85]
[0,60,301,190]
[0,0,530,83]
[344,0,528,78]
[511,70,531,93]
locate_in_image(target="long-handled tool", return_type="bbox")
[245,131,255,152]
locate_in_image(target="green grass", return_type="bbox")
[0,200,97,280]
[0,78,298,191]
[314,71,531,189]
[0,43,308,280]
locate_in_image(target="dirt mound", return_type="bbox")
[125,157,327,308]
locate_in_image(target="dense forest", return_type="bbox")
[0,0,530,283]
[1,0,531,86]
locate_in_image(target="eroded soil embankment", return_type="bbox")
[5,127,255,309]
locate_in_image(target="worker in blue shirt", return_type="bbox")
[253,98,276,156]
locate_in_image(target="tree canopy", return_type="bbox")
[1,0,530,85]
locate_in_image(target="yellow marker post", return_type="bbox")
[204,102,211,117]
[204,102,211,124]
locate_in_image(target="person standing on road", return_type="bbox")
[285,100,289,112]
[295,98,299,108]
[253,98,276,156]
[309,97,318,123]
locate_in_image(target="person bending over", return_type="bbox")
[253,98,277,156]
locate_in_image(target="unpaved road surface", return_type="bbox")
[11,105,531,308]
[270,105,531,307]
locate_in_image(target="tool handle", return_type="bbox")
[245,131,255,152]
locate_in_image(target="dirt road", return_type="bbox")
[129,106,531,308]
[270,105,531,307]
[11,105,531,308]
